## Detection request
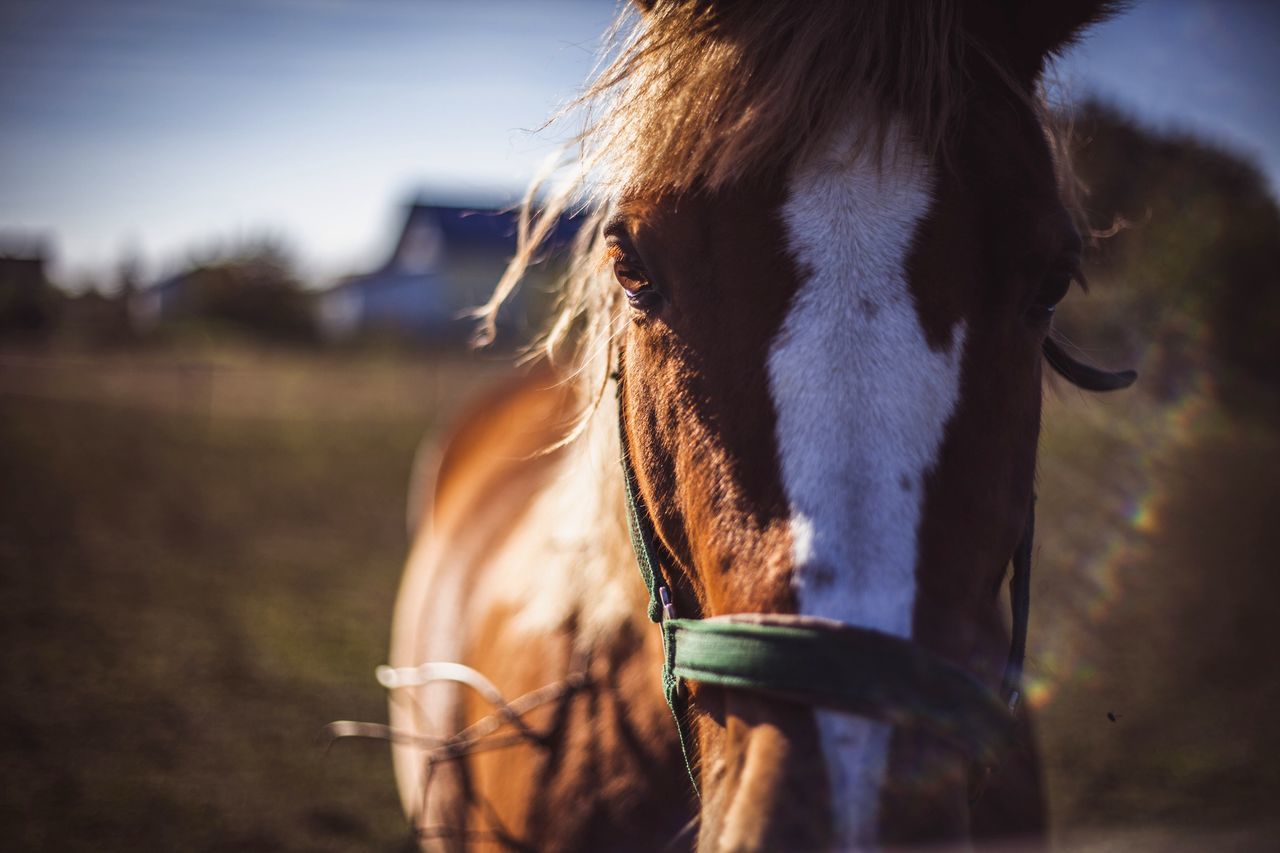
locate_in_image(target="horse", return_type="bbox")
[383,1,1134,849]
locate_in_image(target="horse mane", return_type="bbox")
[474,1,969,353]
[573,0,967,196]
[473,1,1096,428]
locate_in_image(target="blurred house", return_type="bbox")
[317,200,579,346]
[130,270,191,333]
[0,242,61,337]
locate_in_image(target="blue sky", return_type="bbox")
[1057,0,1280,184]
[1,0,1276,286]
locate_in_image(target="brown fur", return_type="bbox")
[391,372,691,849]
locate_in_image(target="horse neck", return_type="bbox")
[518,380,647,649]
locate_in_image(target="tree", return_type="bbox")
[1059,100,1280,401]
[157,237,316,343]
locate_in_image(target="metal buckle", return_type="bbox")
[659,586,678,620]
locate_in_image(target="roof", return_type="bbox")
[377,202,583,277]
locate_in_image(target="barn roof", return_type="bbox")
[361,200,583,281]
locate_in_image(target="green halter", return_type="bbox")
[615,373,1028,797]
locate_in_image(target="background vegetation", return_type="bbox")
[1060,100,1280,409]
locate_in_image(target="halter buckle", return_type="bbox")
[659,586,679,620]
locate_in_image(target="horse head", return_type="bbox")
[595,1,1127,847]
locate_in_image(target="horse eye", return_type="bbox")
[620,276,663,313]
[1030,262,1076,319]
[609,245,664,312]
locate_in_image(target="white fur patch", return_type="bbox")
[768,123,966,846]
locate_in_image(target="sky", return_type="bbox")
[1,0,1277,288]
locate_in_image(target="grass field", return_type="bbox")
[1035,381,1280,848]
[0,345,510,851]
[1,342,1276,850]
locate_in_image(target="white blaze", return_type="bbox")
[767,125,966,847]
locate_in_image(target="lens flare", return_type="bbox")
[1026,333,1219,713]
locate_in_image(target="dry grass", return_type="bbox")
[1,342,1276,848]
[1035,378,1280,847]
[0,344,511,851]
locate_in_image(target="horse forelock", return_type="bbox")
[589,0,967,196]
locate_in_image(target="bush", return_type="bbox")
[1062,100,1280,399]
[147,239,316,343]
[0,253,62,338]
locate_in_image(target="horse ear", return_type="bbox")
[993,1,1123,81]
[1043,337,1137,393]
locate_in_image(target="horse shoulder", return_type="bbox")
[389,369,579,828]
[391,370,692,847]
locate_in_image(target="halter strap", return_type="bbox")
[668,615,1016,761]
[615,371,1031,797]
